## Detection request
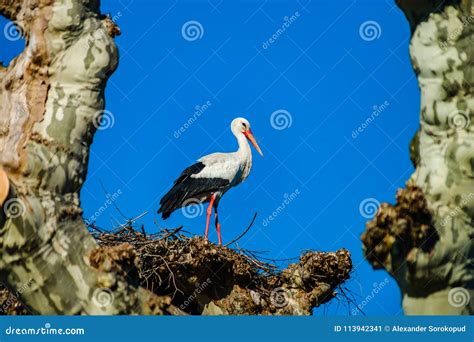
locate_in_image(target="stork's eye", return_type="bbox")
[242,122,248,129]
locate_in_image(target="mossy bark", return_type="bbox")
[0,0,179,315]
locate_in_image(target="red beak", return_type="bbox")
[244,129,263,157]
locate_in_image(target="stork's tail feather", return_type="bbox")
[158,185,183,219]
[157,206,172,220]
[158,162,207,219]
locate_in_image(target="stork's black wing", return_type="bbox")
[158,162,229,219]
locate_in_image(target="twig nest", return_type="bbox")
[89,228,353,315]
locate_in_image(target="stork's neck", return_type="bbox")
[235,132,252,161]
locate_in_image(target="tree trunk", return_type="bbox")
[362,0,473,315]
[0,0,181,315]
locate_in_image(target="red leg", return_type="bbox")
[205,194,216,241]
[214,201,222,246]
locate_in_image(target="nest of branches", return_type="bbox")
[89,225,352,315]
[0,221,353,315]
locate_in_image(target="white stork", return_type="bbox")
[158,117,263,245]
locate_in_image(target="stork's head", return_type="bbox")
[231,117,263,157]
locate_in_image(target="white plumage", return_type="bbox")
[158,117,263,245]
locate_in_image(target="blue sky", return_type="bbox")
[1,0,419,315]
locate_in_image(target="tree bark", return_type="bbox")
[0,0,181,315]
[362,0,473,315]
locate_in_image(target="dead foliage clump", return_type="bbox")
[361,183,438,270]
